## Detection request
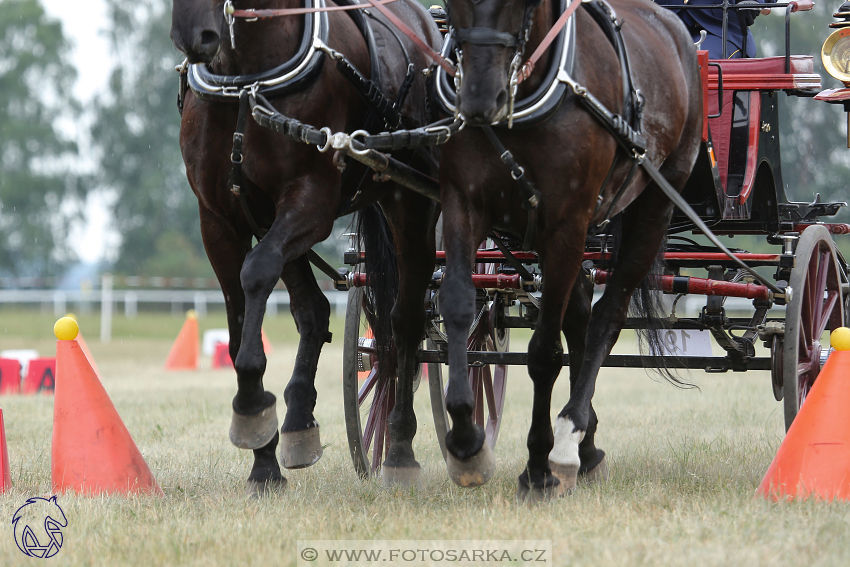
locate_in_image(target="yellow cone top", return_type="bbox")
[186,309,197,320]
[831,327,850,351]
[54,317,79,341]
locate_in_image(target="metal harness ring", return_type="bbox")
[316,127,333,152]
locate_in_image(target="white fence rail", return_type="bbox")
[0,280,349,343]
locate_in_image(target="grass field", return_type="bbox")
[1,309,849,566]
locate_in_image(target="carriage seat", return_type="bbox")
[704,55,821,202]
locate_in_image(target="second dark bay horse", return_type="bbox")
[437,0,703,499]
[170,0,441,495]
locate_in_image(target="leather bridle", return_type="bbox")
[446,0,539,127]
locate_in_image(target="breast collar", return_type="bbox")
[432,0,576,130]
[187,0,332,101]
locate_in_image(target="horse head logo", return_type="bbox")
[12,496,67,558]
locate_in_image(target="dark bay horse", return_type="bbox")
[170,0,441,495]
[438,0,703,498]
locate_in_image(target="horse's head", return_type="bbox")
[171,0,224,64]
[448,0,541,125]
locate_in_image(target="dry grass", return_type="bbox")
[1,318,849,566]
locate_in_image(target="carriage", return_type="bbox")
[335,0,850,475]
[172,0,850,496]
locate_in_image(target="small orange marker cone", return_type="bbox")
[757,328,850,501]
[165,310,199,370]
[261,329,273,354]
[52,319,162,496]
[1,408,11,492]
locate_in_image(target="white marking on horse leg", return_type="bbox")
[548,416,585,495]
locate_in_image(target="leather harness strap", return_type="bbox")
[517,0,582,84]
[230,0,400,18]
[363,0,456,76]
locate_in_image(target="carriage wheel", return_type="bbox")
[429,292,510,459]
[780,225,846,431]
[342,286,422,477]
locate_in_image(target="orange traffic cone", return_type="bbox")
[52,318,162,496]
[757,328,850,501]
[64,314,99,377]
[165,311,199,370]
[1,408,11,492]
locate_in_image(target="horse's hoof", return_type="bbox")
[382,465,423,489]
[578,455,609,485]
[548,460,579,496]
[246,477,287,500]
[446,441,495,488]
[548,416,583,496]
[230,399,278,450]
[280,426,323,469]
[516,480,558,504]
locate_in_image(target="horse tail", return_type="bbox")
[629,240,697,388]
[356,203,398,383]
[605,216,696,388]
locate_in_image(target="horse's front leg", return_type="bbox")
[440,192,494,488]
[198,206,286,497]
[381,195,439,487]
[232,193,334,471]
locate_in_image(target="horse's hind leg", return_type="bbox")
[199,207,286,496]
[560,276,608,485]
[278,254,330,469]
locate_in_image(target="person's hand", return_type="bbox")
[738,0,762,26]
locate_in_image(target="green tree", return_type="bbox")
[93,0,213,278]
[0,0,79,277]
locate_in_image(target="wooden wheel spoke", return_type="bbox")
[469,366,484,427]
[371,383,388,473]
[812,250,829,331]
[362,375,386,457]
[815,291,840,341]
[384,378,396,461]
[357,365,379,406]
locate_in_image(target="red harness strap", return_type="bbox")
[516,0,582,84]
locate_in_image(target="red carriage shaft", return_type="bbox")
[591,269,772,300]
